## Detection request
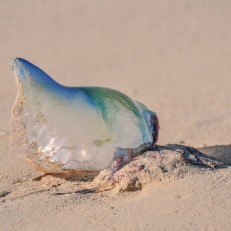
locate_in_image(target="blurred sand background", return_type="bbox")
[0,1,231,230]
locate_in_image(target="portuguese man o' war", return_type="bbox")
[10,58,159,192]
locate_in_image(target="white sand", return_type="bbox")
[0,1,231,230]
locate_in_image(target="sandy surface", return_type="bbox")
[1,1,231,230]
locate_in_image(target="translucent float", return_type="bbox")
[10,58,159,175]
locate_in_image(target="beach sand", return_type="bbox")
[0,1,231,230]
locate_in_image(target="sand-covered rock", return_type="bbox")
[93,145,224,193]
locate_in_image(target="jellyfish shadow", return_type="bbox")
[155,143,230,168]
[198,144,231,166]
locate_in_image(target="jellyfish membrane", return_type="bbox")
[10,58,158,174]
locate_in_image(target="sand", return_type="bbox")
[0,1,231,230]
